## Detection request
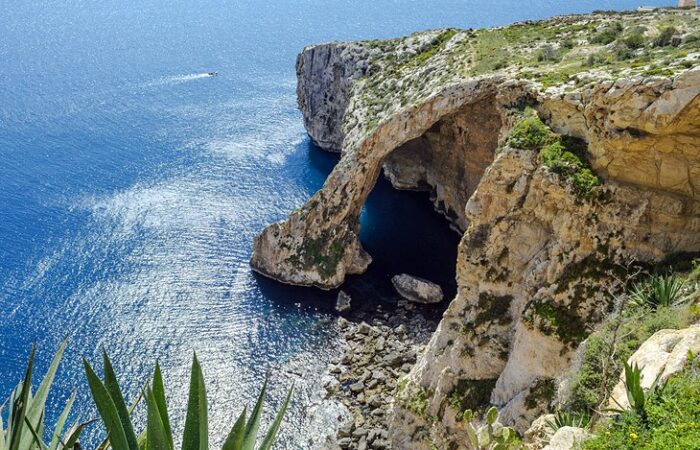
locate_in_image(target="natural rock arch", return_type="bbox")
[250,78,526,289]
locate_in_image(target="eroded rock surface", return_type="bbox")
[392,274,444,304]
[251,8,700,449]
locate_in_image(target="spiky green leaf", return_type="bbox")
[102,353,139,450]
[242,378,268,450]
[258,385,293,450]
[152,363,173,450]
[221,409,247,450]
[182,354,208,450]
[83,358,131,450]
[145,387,171,450]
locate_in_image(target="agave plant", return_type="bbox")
[83,352,291,450]
[463,407,521,450]
[0,341,85,450]
[629,273,692,310]
[609,361,664,422]
[545,410,591,433]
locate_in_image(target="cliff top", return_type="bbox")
[330,7,699,142]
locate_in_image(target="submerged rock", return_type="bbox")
[336,290,352,312]
[391,274,443,304]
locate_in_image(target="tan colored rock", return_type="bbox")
[251,9,700,449]
[392,274,444,304]
[608,325,700,411]
[543,427,591,450]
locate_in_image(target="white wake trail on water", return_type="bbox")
[144,72,216,87]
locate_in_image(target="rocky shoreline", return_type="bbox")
[322,301,439,450]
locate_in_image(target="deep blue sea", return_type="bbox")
[0,0,676,447]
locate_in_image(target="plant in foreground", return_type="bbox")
[84,353,292,450]
[463,407,521,450]
[0,341,86,450]
[545,410,591,434]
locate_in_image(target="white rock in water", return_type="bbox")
[336,290,352,312]
[391,274,443,304]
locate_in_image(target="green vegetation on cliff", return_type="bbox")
[350,8,699,138]
[582,366,700,450]
[508,108,602,199]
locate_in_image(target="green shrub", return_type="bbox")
[568,304,692,414]
[508,110,557,149]
[624,33,646,50]
[654,26,677,47]
[539,141,600,198]
[582,368,700,450]
[590,26,619,45]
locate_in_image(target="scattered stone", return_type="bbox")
[323,307,438,448]
[349,381,365,393]
[336,290,352,312]
[391,274,444,304]
[338,317,350,329]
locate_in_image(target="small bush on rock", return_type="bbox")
[539,141,600,198]
[508,109,557,149]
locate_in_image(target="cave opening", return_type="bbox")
[342,95,503,316]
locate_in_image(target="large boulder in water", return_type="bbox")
[391,274,443,304]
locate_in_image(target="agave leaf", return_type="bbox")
[102,353,139,450]
[182,354,208,450]
[19,341,68,450]
[22,417,48,450]
[145,387,171,450]
[9,344,35,450]
[152,363,173,450]
[83,358,131,450]
[49,391,76,450]
[60,420,90,450]
[258,386,293,450]
[1,405,6,450]
[136,429,147,450]
[221,408,246,450]
[242,378,268,450]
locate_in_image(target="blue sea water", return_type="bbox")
[0,0,676,447]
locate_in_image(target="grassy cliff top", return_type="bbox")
[342,7,699,138]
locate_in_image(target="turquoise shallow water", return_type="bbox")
[0,0,676,447]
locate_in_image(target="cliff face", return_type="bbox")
[296,43,371,152]
[251,8,700,448]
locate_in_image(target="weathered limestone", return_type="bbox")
[296,42,371,152]
[543,427,591,450]
[391,274,444,304]
[251,9,700,448]
[608,325,700,411]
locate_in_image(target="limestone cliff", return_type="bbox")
[251,7,700,448]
